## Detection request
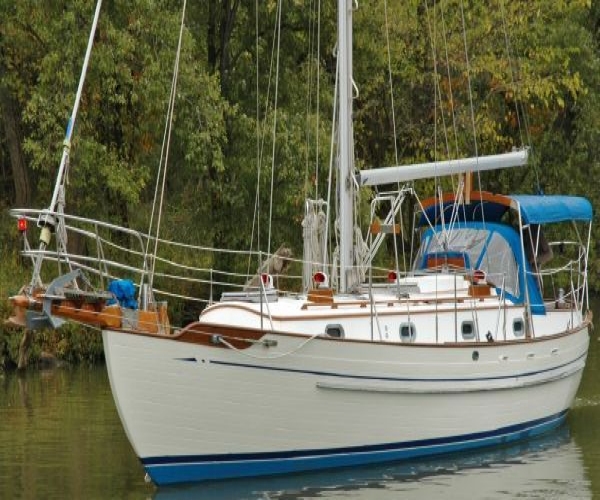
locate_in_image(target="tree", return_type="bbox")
[2,0,600,296]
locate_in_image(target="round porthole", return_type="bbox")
[472,351,479,361]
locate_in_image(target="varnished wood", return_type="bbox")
[468,284,492,298]
[426,255,466,270]
[51,302,123,328]
[420,191,514,212]
[307,288,334,304]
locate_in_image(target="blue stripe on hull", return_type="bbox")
[209,351,587,383]
[143,410,568,485]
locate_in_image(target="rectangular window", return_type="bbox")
[461,321,476,340]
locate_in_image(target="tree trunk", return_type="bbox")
[17,329,33,370]
[0,85,31,207]
[206,0,240,94]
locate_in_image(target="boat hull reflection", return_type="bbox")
[153,424,589,499]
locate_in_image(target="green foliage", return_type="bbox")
[1,0,600,345]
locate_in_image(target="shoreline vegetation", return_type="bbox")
[1,214,104,371]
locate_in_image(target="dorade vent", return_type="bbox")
[399,322,416,342]
[325,324,345,338]
[472,269,486,284]
[513,318,525,337]
[313,271,329,287]
[260,273,274,289]
[461,320,476,340]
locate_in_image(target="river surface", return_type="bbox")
[1,310,599,499]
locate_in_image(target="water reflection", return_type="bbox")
[16,372,34,416]
[154,427,590,500]
[0,367,150,499]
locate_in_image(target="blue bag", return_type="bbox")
[107,279,138,309]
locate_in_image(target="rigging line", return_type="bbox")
[440,1,461,161]
[447,177,465,238]
[459,0,479,160]
[255,0,261,259]
[498,0,524,147]
[498,0,539,191]
[383,0,398,165]
[425,0,438,172]
[217,330,323,360]
[248,0,261,279]
[458,0,486,219]
[433,1,439,193]
[144,5,185,284]
[425,0,443,215]
[399,194,407,272]
[145,67,174,275]
[303,0,322,201]
[430,1,442,244]
[422,1,442,244]
[303,0,315,201]
[458,0,489,234]
[148,0,187,291]
[324,55,339,272]
[145,2,188,267]
[438,1,460,205]
[249,0,280,278]
[384,0,405,275]
[423,0,455,247]
[267,0,283,258]
[424,1,452,162]
[315,0,321,200]
[310,0,320,200]
[457,0,489,235]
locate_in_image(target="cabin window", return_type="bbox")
[461,320,476,340]
[513,318,524,337]
[400,322,416,342]
[325,324,344,338]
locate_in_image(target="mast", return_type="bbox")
[338,0,355,293]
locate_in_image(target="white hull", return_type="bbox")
[102,323,588,485]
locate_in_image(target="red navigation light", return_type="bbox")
[472,269,486,284]
[387,270,398,282]
[17,218,28,232]
[313,271,327,285]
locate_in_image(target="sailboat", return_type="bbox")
[7,0,593,486]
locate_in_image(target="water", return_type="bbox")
[1,322,599,499]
